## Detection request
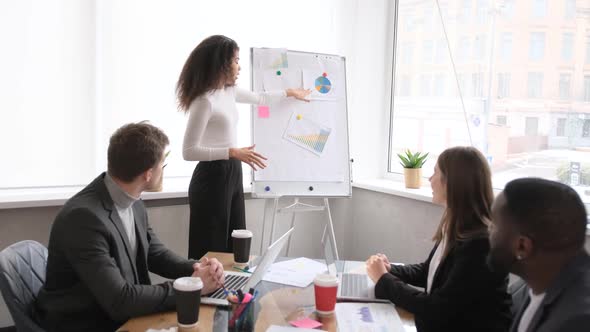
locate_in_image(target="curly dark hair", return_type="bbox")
[176,35,239,112]
[107,121,169,182]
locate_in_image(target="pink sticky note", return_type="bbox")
[289,317,323,329]
[258,105,270,118]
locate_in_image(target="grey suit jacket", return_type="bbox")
[35,173,195,332]
[510,251,590,332]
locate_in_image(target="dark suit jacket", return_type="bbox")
[510,252,590,332]
[35,173,195,332]
[375,237,512,332]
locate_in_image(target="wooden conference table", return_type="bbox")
[117,252,415,332]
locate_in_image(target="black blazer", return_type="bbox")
[35,173,195,332]
[375,237,512,332]
[510,252,590,332]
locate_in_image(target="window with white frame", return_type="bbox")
[472,72,484,97]
[401,42,415,65]
[502,0,515,19]
[435,39,446,64]
[422,40,434,63]
[457,36,471,62]
[497,73,511,99]
[584,75,590,102]
[565,0,576,19]
[389,0,590,205]
[532,0,547,18]
[433,74,446,97]
[473,35,487,61]
[476,0,490,24]
[529,32,546,61]
[499,32,513,62]
[527,72,544,98]
[1,0,349,189]
[559,73,572,100]
[556,118,567,136]
[525,117,540,136]
[459,0,472,24]
[562,33,575,61]
[584,120,590,137]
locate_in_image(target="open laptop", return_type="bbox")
[321,226,388,303]
[201,227,294,306]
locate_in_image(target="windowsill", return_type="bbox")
[3,177,590,236]
[0,177,251,209]
[352,178,434,203]
[0,176,435,209]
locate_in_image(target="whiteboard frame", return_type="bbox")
[250,48,352,198]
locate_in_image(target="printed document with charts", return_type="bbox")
[335,302,406,332]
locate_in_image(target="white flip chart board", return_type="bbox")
[250,48,351,197]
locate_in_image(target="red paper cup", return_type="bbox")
[313,274,338,315]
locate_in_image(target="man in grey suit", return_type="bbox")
[487,178,590,332]
[35,122,225,332]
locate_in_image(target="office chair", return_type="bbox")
[0,240,47,332]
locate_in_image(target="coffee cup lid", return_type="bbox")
[231,229,253,238]
[173,277,203,291]
[313,273,339,287]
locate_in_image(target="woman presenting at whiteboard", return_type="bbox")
[177,35,310,259]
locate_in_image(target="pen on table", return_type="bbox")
[233,266,252,273]
[221,284,230,296]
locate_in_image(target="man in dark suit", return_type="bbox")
[487,178,590,332]
[35,122,225,332]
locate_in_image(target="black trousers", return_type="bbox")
[188,159,245,260]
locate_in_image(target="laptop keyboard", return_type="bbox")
[341,273,369,298]
[209,274,249,299]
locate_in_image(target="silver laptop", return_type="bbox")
[201,227,294,306]
[321,226,388,302]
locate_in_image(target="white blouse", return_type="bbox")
[182,86,285,161]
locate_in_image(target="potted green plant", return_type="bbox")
[398,149,428,189]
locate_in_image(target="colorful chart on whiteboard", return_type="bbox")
[315,73,332,94]
[283,112,331,156]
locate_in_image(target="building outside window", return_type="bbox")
[390,0,590,212]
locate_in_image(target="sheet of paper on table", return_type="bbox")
[335,302,405,332]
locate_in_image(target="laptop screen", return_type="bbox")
[244,227,294,289]
[321,224,339,276]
